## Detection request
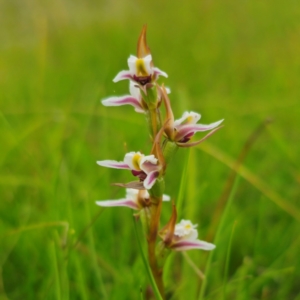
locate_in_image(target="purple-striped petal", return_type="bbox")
[172,240,216,251]
[175,119,224,142]
[97,160,130,169]
[153,67,168,79]
[102,95,144,113]
[143,171,159,189]
[177,126,224,148]
[96,199,139,210]
[113,70,134,83]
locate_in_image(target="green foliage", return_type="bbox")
[1,0,300,299]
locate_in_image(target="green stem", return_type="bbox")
[146,108,162,140]
[133,217,163,300]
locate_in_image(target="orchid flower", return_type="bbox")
[97,151,161,189]
[173,111,223,144]
[96,188,170,210]
[160,219,215,252]
[162,86,223,147]
[113,54,168,86]
[171,220,215,251]
[159,205,215,252]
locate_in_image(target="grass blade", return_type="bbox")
[198,176,240,300]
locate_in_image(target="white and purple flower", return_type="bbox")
[170,220,215,251]
[113,54,168,86]
[96,188,170,210]
[160,219,215,252]
[162,86,223,147]
[172,111,223,144]
[97,151,161,189]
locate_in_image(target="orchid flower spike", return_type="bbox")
[96,188,170,210]
[97,151,161,190]
[161,86,224,147]
[160,218,215,252]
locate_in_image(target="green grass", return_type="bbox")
[1,0,300,299]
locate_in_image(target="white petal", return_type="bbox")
[143,54,152,75]
[175,220,198,237]
[174,111,201,127]
[96,199,139,210]
[97,160,130,169]
[124,152,144,171]
[101,95,144,113]
[143,170,159,189]
[153,67,168,78]
[175,119,224,142]
[128,55,138,75]
[183,229,198,241]
[140,154,158,167]
[129,81,141,98]
[125,188,139,200]
[113,70,133,83]
[172,239,216,251]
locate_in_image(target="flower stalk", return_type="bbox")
[146,107,162,140]
[96,25,223,298]
[148,195,164,297]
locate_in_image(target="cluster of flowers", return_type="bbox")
[96,26,223,289]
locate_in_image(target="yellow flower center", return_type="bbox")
[187,116,194,123]
[181,115,193,125]
[184,224,192,230]
[132,153,142,170]
[180,115,194,125]
[135,59,149,76]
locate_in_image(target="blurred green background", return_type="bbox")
[1,0,300,299]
